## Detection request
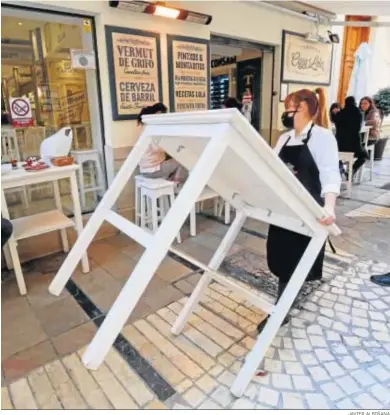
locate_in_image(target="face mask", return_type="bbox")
[281,110,297,129]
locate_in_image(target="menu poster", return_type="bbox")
[281,30,333,86]
[105,26,163,120]
[168,35,210,113]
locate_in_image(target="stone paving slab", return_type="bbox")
[2,252,389,410]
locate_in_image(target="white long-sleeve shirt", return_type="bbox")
[274,123,341,197]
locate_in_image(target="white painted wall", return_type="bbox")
[368,17,390,98]
[5,0,329,148]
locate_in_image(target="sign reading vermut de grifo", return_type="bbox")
[281,30,333,86]
[105,27,162,120]
[168,36,209,112]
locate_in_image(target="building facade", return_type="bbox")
[2,0,334,262]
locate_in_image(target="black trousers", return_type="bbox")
[1,218,13,248]
[257,280,299,332]
[353,149,369,174]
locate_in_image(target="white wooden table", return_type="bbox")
[1,164,90,295]
[48,108,340,397]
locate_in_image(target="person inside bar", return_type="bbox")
[137,103,186,183]
[222,97,243,111]
[257,89,341,333]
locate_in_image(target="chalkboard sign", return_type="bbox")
[168,35,210,113]
[105,26,163,120]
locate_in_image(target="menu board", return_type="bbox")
[105,26,162,120]
[281,30,333,86]
[168,35,209,113]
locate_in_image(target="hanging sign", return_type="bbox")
[281,30,333,86]
[9,97,33,127]
[71,49,96,69]
[168,35,209,113]
[211,56,237,68]
[105,26,163,120]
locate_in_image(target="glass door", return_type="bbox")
[1,6,105,217]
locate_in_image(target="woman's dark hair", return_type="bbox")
[137,103,167,125]
[345,96,357,107]
[359,96,377,112]
[223,97,243,111]
[330,102,341,112]
[329,102,341,124]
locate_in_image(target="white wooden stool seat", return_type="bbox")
[135,176,181,244]
[71,150,105,209]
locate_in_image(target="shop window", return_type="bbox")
[1,8,104,218]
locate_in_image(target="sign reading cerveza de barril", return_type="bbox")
[105,26,162,120]
[168,35,209,112]
[281,30,333,86]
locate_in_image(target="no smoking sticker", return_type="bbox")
[11,99,30,117]
[9,97,33,127]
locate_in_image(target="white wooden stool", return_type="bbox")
[190,187,231,236]
[136,176,181,244]
[71,150,105,209]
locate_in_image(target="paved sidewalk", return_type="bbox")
[2,249,390,410]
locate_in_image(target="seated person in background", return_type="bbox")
[138,103,186,183]
[222,97,243,111]
[329,102,341,125]
[332,96,367,177]
[1,218,13,249]
[359,96,382,146]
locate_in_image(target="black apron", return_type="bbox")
[267,124,325,284]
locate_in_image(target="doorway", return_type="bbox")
[210,35,275,142]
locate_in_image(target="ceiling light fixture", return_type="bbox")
[109,1,212,25]
[154,4,180,19]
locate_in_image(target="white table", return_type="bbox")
[1,164,90,295]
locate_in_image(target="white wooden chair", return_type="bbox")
[356,126,374,183]
[18,126,46,160]
[72,123,92,150]
[338,152,355,199]
[1,129,29,207]
[20,127,55,202]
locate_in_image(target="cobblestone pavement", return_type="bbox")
[2,254,389,410]
[2,151,389,410]
[332,150,390,263]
